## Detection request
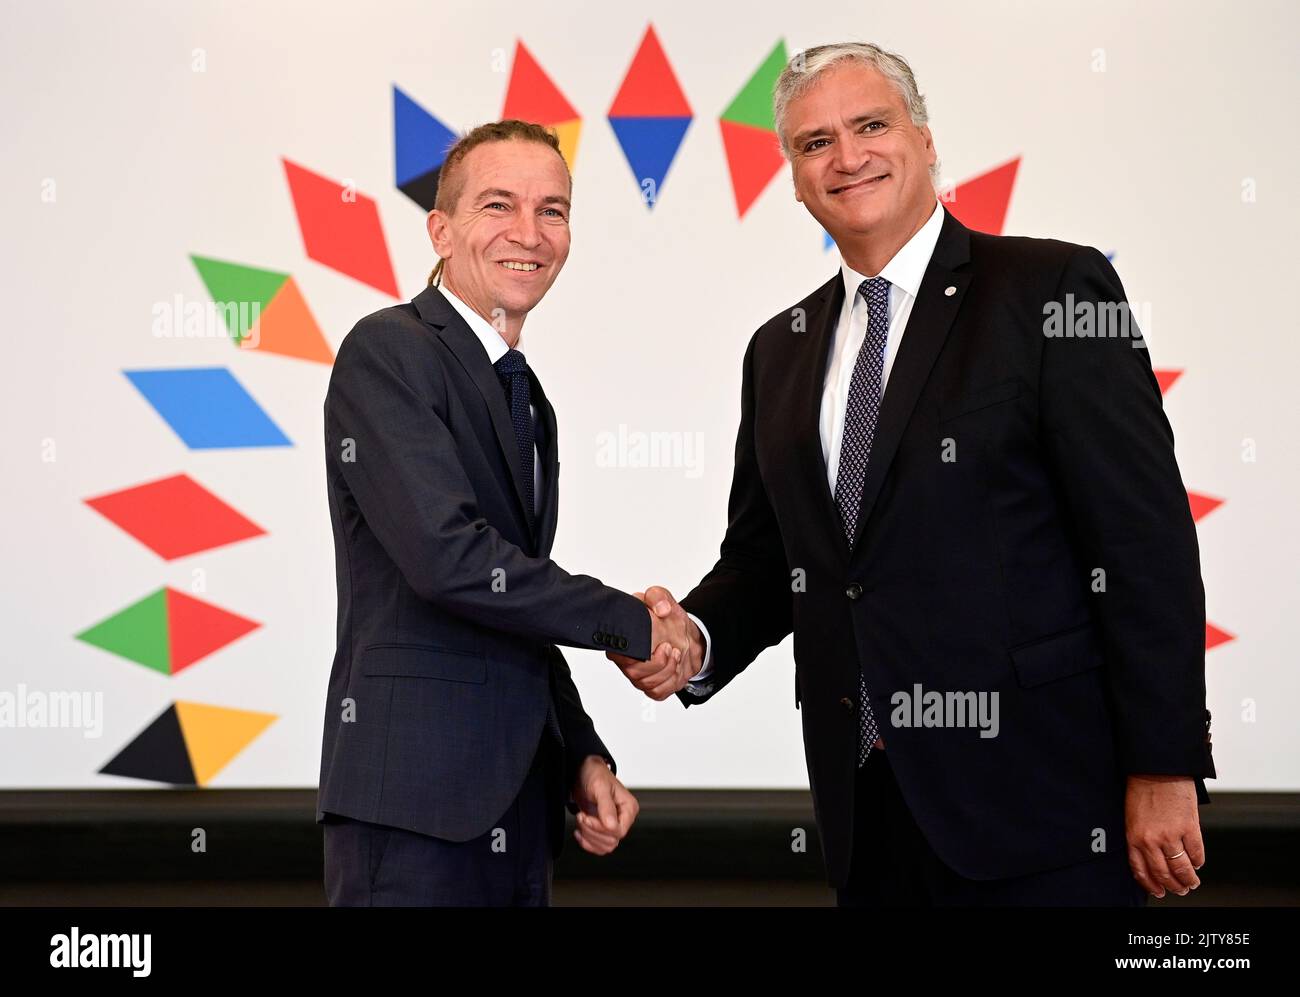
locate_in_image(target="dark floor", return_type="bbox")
[4,789,1297,907]
[3,877,1296,906]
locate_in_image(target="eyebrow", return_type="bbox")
[790,108,894,149]
[472,188,571,209]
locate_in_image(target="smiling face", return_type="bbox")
[784,61,937,269]
[427,139,572,341]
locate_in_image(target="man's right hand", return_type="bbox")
[608,587,705,700]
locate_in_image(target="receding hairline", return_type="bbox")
[435,131,572,216]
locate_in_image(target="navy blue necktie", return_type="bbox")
[493,348,536,534]
[834,276,890,767]
[493,349,561,747]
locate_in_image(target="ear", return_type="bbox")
[791,164,804,205]
[427,209,452,259]
[921,124,937,170]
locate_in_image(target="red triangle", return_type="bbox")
[166,587,260,674]
[946,157,1020,235]
[720,120,784,218]
[609,24,692,118]
[503,41,578,124]
[1187,491,1224,523]
[1154,368,1183,395]
[1206,623,1234,651]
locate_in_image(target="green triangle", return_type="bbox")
[189,255,290,341]
[721,39,788,132]
[75,588,171,675]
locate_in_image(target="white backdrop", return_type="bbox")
[1,0,1296,789]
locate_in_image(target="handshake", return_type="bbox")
[606,586,706,700]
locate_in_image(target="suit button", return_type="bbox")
[840,697,854,710]
[845,583,863,600]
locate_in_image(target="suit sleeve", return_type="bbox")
[1039,246,1215,783]
[549,646,616,795]
[677,330,795,707]
[326,320,651,659]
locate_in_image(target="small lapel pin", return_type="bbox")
[944,285,956,296]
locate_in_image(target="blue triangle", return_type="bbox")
[608,116,692,209]
[394,86,458,187]
[823,228,835,251]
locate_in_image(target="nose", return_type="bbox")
[830,129,871,177]
[507,209,542,250]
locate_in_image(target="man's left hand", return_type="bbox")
[1125,775,1204,898]
[571,756,639,855]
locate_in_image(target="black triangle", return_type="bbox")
[399,166,442,212]
[99,703,197,785]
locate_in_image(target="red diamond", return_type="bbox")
[283,158,400,298]
[85,473,266,560]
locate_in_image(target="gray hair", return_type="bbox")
[773,42,937,178]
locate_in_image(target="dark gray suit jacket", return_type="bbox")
[316,284,651,855]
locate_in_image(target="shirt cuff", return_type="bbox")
[684,612,714,694]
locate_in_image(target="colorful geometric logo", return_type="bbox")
[189,255,333,364]
[80,41,1232,791]
[99,701,277,786]
[608,24,692,208]
[124,367,291,449]
[283,158,400,297]
[84,473,266,560]
[720,39,788,218]
[76,587,260,676]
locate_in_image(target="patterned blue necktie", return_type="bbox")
[834,277,890,767]
[493,348,536,534]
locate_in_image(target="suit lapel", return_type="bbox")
[414,285,537,543]
[850,209,973,553]
[795,273,851,564]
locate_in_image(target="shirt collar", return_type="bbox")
[437,283,521,364]
[839,198,944,305]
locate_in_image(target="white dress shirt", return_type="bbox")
[440,284,542,518]
[686,199,944,692]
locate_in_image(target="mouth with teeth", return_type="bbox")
[831,173,890,195]
[498,260,542,272]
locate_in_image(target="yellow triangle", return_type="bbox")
[551,118,582,173]
[174,701,277,786]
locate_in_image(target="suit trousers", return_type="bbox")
[323,732,562,906]
[837,747,1147,907]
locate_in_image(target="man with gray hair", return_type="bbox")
[611,42,1215,906]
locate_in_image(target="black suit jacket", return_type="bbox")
[679,207,1216,887]
[316,284,652,857]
